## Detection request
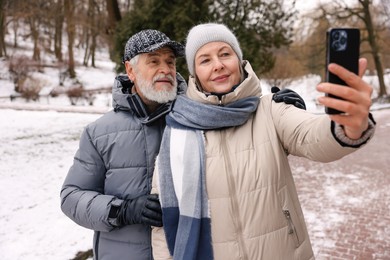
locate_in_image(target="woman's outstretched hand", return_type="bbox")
[316,58,373,139]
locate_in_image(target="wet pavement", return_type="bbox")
[289,109,390,259]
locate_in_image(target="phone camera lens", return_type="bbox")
[331,30,348,51]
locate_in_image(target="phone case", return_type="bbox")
[325,28,360,114]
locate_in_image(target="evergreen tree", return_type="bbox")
[210,0,297,75]
[114,0,296,77]
[114,0,210,77]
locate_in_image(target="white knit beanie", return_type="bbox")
[185,23,243,76]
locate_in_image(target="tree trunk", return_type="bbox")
[105,0,121,34]
[361,0,388,97]
[82,19,90,67]
[29,17,40,61]
[64,0,76,78]
[0,0,6,57]
[105,0,121,59]
[12,16,17,48]
[54,0,64,62]
[83,34,90,66]
[90,0,100,67]
[9,0,20,48]
[83,0,94,67]
[91,32,96,67]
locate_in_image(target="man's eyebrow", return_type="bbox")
[146,52,160,57]
[146,49,175,59]
[145,53,176,61]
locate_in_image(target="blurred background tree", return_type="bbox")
[313,0,388,98]
[0,0,7,56]
[113,0,210,78]
[113,0,296,79]
[283,0,390,98]
[0,0,388,99]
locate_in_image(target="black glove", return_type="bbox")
[271,86,306,110]
[117,194,163,227]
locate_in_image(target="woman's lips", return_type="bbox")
[212,74,229,82]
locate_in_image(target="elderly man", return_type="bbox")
[60,29,186,260]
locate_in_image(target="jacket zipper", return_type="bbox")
[94,231,100,259]
[221,131,249,260]
[283,209,300,247]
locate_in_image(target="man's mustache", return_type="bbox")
[153,74,175,85]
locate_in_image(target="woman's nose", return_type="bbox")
[213,59,224,71]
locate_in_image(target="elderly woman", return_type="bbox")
[152,23,375,260]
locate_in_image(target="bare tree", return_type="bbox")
[64,0,76,78]
[105,0,121,34]
[0,0,6,57]
[89,0,101,68]
[8,0,22,48]
[27,2,41,61]
[82,0,102,67]
[105,0,121,58]
[293,9,332,78]
[319,0,388,98]
[54,0,64,62]
[359,0,387,97]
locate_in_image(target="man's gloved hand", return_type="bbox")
[117,194,163,227]
[271,86,306,110]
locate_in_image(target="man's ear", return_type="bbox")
[125,62,136,82]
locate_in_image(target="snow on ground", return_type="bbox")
[0,109,99,260]
[1,105,389,260]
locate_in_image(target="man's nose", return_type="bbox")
[158,62,173,74]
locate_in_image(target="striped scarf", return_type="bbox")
[158,95,259,260]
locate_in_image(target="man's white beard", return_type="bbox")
[136,73,178,104]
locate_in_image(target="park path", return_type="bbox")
[289,109,390,259]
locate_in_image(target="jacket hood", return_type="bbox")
[112,73,187,119]
[186,61,262,106]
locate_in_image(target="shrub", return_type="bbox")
[66,84,84,105]
[18,76,45,101]
[9,55,31,93]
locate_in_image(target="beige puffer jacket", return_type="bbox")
[152,62,361,260]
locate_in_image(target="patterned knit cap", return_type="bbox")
[123,29,184,63]
[185,23,243,75]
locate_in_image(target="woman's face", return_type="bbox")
[194,42,241,94]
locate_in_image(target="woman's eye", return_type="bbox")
[200,59,209,64]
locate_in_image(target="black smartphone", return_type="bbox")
[325,28,360,114]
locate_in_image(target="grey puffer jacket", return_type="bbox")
[60,73,186,260]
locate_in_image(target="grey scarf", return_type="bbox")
[158,94,259,259]
[166,94,260,129]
